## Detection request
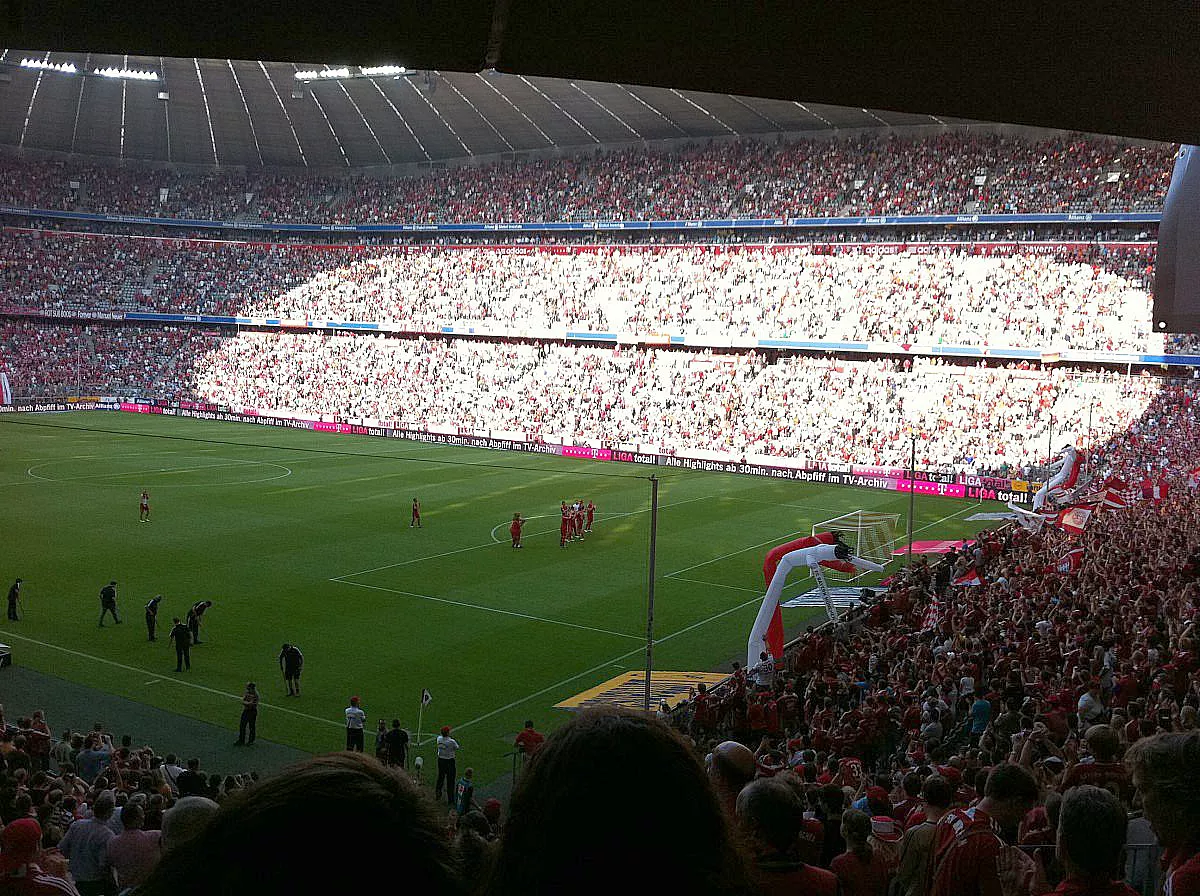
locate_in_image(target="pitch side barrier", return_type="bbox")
[0,205,1162,233]
[0,398,1035,505]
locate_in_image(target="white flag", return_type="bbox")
[420,688,432,706]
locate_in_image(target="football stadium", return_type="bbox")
[0,8,1198,896]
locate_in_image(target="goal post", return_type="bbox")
[812,510,900,580]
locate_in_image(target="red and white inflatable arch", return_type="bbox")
[747,532,884,668]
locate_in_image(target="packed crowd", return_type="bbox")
[3,703,1197,895]
[0,231,1163,352]
[1,321,1180,475]
[0,133,1173,223]
[0,710,267,894]
[663,379,1200,894]
[0,230,358,316]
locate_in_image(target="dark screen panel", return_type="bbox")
[1154,145,1200,333]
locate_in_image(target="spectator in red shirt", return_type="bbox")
[736,777,839,896]
[1050,786,1139,896]
[1061,726,1131,807]
[930,764,1039,896]
[832,809,896,896]
[1126,731,1200,896]
[513,720,544,758]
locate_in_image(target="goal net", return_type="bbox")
[812,510,900,580]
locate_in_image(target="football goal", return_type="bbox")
[812,510,900,580]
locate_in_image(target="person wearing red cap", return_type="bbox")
[435,725,460,808]
[344,696,366,752]
[0,818,78,895]
[481,798,502,835]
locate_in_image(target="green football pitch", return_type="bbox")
[0,411,997,784]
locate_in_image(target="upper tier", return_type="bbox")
[0,133,1173,224]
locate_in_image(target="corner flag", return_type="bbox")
[421,688,432,706]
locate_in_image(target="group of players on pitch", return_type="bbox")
[505,499,596,549]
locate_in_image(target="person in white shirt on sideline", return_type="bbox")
[435,726,461,808]
[345,696,367,752]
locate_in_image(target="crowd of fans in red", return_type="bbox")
[663,381,1200,896]
[0,133,1172,224]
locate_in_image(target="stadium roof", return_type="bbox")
[0,53,976,169]
[0,1,1194,147]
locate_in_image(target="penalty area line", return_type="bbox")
[437,501,988,740]
[0,631,343,730]
[434,591,766,742]
[330,579,643,641]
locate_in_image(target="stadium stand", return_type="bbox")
[0,233,1162,352]
[0,133,1174,223]
[0,320,1178,476]
[1,129,1197,896]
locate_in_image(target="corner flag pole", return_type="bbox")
[416,693,426,750]
[643,475,659,713]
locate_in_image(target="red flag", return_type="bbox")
[1055,504,1093,536]
[953,569,982,586]
[1140,477,1169,502]
[1100,486,1129,509]
[920,595,940,631]
[1055,547,1084,573]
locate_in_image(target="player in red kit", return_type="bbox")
[585,500,595,533]
[410,497,422,528]
[509,513,525,549]
[559,502,571,547]
[139,489,151,523]
[572,500,584,540]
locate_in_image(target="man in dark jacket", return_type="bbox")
[169,617,191,671]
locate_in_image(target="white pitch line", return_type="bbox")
[669,575,762,595]
[0,631,343,729]
[439,591,767,739]
[664,528,809,578]
[332,579,644,641]
[332,493,715,580]
[26,459,287,483]
[440,500,985,737]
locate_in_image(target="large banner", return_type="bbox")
[1,398,1033,504]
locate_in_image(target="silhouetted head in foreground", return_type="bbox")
[139,752,461,896]
[485,706,753,896]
